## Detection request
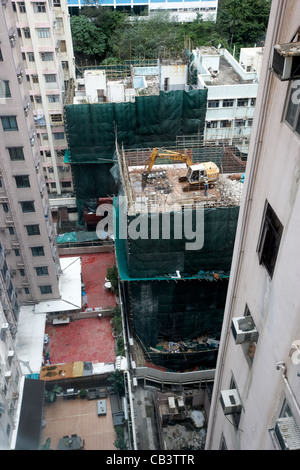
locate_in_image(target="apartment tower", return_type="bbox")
[11,0,75,196]
[206,0,300,450]
[0,0,61,305]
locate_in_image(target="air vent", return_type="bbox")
[271,43,300,80]
[275,417,300,450]
[220,389,242,415]
[231,316,258,344]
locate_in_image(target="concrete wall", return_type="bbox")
[206,0,300,450]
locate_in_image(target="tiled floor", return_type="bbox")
[45,317,116,364]
[44,252,117,365]
[42,395,116,450]
[80,252,117,309]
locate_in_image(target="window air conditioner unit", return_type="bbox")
[231,316,259,344]
[271,43,300,80]
[220,389,242,415]
[275,417,300,450]
[1,323,9,331]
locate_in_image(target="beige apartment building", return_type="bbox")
[11,0,75,196]
[206,0,300,450]
[0,1,61,305]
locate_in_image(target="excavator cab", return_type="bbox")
[186,164,207,184]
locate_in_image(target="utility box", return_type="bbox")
[97,399,106,416]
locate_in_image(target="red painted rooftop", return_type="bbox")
[45,252,117,366]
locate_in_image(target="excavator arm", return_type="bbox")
[143,148,193,176]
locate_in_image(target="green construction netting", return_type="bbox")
[114,198,239,279]
[127,278,228,351]
[65,89,207,163]
[64,89,207,224]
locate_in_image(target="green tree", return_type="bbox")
[216,0,271,51]
[108,370,125,395]
[70,15,106,58]
[108,12,184,60]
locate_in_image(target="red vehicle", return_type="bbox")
[83,197,113,229]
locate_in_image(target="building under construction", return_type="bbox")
[115,141,244,371]
[64,89,246,371]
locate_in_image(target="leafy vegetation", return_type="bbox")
[108,369,125,395]
[70,2,271,65]
[44,385,62,403]
[114,426,127,450]
[106,265,119,291]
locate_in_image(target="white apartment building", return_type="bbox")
[69,0,219,23]
[0,291,23,450]
[206,0,300,450]
[193,46,262,155]
[0,1,61,305]
[12,0,75,196]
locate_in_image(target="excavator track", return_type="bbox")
[182,183,203,192]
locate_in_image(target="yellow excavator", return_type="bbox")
[143,148,219,191]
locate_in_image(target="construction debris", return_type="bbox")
[128,164,243,213]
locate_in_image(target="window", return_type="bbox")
[234,119,246,127]
[0,48,3,61]
[220,120,232,128]
[247,119,253,127]
[53,132,65,140]
[8,227,14,235]
[31,246,44,256]
[60,41,66,52]
[61,61,68,70]
[33,2,46,13]
[36,28,50,38]
[53,0,61,6]
[32,75,39,84]
[19,269,25,277]
[285,80,300,136]
[2,204,9,213]
[41,52,53,61]
[23,28,31,39]
[208,100,219,108]
[237,98,249,107]
[56,18,63,29]
[24,288,29,294]
[36,266,49,276]
[26,224,40,236]
[51,114,62,122]
[250,98,256,106]
[48,95,59,103]
[14,249,20,257]
[27,52,35,62]
[39,285,52,294]
[222,99,234,107]
[257,201,283,279]
[18,1,26,13]
[1,116,18,131]
[229,376,242,430]
[35,95,42,104]
[45,74,56,83]
[15,175,30,188]
[0,81,11,99]
[239,305,258,367]
[20,201,35,213]
[207,121,218,129]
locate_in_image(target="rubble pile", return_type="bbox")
[128,165,243,211]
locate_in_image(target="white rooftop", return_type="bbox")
[15,305,46,375]
[34,256,82,314]
[15,257,82,374]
